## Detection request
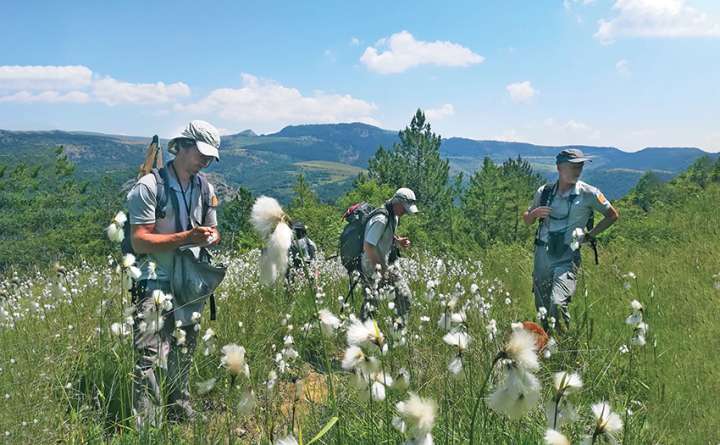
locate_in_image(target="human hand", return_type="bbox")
[531,206,552,220]
[396,236,411,248]
[187,226,214,245]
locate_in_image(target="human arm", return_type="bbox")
[522,187,551,225]
[131,224,215,254]
[363,241,387,272]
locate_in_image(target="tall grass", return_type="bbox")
[0,190,718,444]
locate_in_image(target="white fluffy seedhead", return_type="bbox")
[259,220,292,285]
[505,328,540,371]
[251,196,287,239]
[395,392,438,438]
[487,367,541,419]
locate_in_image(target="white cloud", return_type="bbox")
[541,118,599,143]
[616,59,631,75]
[0,65,92,91]
[179,73,379,130]
[425,104,455,121]
[360,30,484,74]
[0,65,190,106]
[350,37,361,46]
[506,81,537,103]
[92,77,190,106]
[0,90,90,104]
[595,0,720,44]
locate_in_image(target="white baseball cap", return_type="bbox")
[168,120,221,161]
[392,187,418,214]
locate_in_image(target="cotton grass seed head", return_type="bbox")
[394,392,438,439]
[544,429,571,445]
[591,401,623,437]
[553,371,583,394]
[503,328,540,371]
[220,344,250,378]
[347,318,384,348]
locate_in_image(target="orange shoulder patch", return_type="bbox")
[210,195,219,207]
[597,192,608,205]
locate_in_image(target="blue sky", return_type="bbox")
[1,0,719,151]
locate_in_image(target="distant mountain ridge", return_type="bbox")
[0,123,715,201]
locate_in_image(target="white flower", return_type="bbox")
[487,366,541,419]
[537,307,548,320]
[619,344,629,354]
[202,328,215,342]
[545,399,579,429]
[151,290,173,311]
[553,371,583,394]
[394,393,438,441]
[113,211,127,227]
[319,309,340,336]
[275,435,299,445]
[237,389,256,416]
[110,322,130,337]
[486,319,497,340]
[591,401,623,438]
[191,312,201,324]
[544,429,571,445]
[448,355,464,375]
[392,368,410,391]
[121,253,136,268]
[220,344,250,378]
[570,227,585,251]
[442,331,471,352]
[341,345,365,371]
[371,381,386,401]
[174,327,186,346]
[147,261,157,280]
[630,299,642,311]
[631,333,646,347]
[196,377,217,395]
[347,318,384,348]
[128,266,141,280]
[504,328,539,371]
[267,370,278,391]
[106,223,124,243]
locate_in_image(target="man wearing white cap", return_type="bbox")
[127,120,222,426]
[359,187,418,322]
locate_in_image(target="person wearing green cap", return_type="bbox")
[522,149,619,332]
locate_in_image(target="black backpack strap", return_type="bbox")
[151,167,171,220]
[535,182,555,242]
[539,181,557,207]
[209,293,217,321]
[196,173,212,225]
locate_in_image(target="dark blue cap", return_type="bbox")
[556,148,591,164]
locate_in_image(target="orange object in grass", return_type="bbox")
[522,321,549,351]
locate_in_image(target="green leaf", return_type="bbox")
[306,416,339,445]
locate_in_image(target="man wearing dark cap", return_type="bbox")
[286,221,318,282]
[522,148,619,332]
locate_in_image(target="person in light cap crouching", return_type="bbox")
[359,187,418,325]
